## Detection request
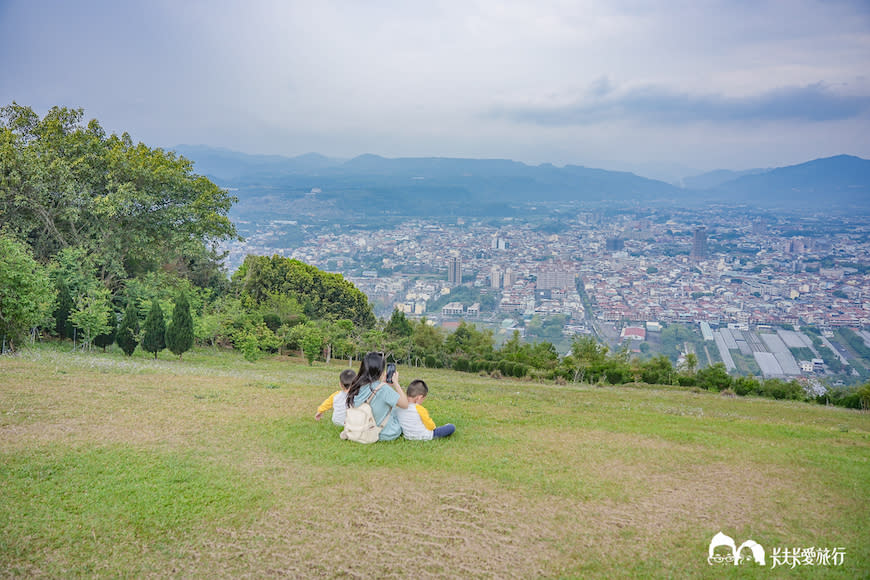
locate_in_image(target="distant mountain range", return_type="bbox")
[172,145,870,216]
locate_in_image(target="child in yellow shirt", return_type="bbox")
[397,379,455,440]
[315,369,355,426]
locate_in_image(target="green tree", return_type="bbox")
[562,335,611,383]
[52,279,75,339]
[300,324,324,366]
[166,292,194,360]
[411,318,444,365]
[696,362,732,392]
[444,321,494,361]
[232,255,375,328]
[0,235,56,350]
[640,355,674,385]
[324,319,355,363]
[385,309,413,338]
[92,307,117,352]
[69,286,111,351]
[142,300,166,359]
[0,103,239,289]
[116,301,139,356]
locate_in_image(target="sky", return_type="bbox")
[1,0,869,180]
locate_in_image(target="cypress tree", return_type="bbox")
[116,301,140,356]
[142,300,166,359]
[53,280,75,339]
[93,308,117,352]
[166,292,194,360]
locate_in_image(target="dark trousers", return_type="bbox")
[433,423,455,438]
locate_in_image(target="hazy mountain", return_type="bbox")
[171,146,683,218]
[682,168,769,190]
[171,146,870,217]
[711,155,870,205]
[173,145,342,182]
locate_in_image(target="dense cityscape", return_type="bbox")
[223,202,870,384]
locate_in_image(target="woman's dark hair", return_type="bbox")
[346,352,385,407]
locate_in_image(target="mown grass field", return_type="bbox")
[1,344,868,579]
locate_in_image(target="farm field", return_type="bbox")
[1,344,868,578]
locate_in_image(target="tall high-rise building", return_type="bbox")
[691,227,708,261]
[491,236,507,250]
[490,266,502,289]
[447,257,462,286]
[503,268,514,288]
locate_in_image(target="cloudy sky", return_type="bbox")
[1,0,868,179]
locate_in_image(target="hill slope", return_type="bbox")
[2,344,868,577]
[712,154,870,205]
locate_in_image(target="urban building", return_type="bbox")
[691,227,708,261]
[605,237,624,252]
[441,302,464,316]
[447,257,462,286]
[490,266,502,289]
[537,269,575,290]
[503,268,514,288]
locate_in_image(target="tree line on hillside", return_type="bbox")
[370,310,868,410]
[1,104,867,411]
[0,104,371,362]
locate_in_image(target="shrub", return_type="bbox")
[497,360,513,376]
[733,375,760,396]
[453,358,470,372]
[513,363,529,378]
[676,375,696,387]
[695,363,732,392]
[605,365,630,385]
[758,379,805,401]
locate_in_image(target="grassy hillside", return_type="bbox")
[2,344,868,578]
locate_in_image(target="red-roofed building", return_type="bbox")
[620,326,646,341]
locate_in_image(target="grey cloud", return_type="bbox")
[494,83,870,126]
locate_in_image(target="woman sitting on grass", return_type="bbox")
[345,352,408,441]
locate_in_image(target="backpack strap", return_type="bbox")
[364,383,381,405]
[365,383,393,429]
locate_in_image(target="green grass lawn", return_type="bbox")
[2,343,868,578]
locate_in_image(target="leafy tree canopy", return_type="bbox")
[0,235,56,346]
[232,254,375,328]
[0,103,238,290]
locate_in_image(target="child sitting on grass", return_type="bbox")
[397,379,455,440]
[315,369,356,426]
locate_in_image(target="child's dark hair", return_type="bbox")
[339,369,355,389]
[406,379,428,398]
